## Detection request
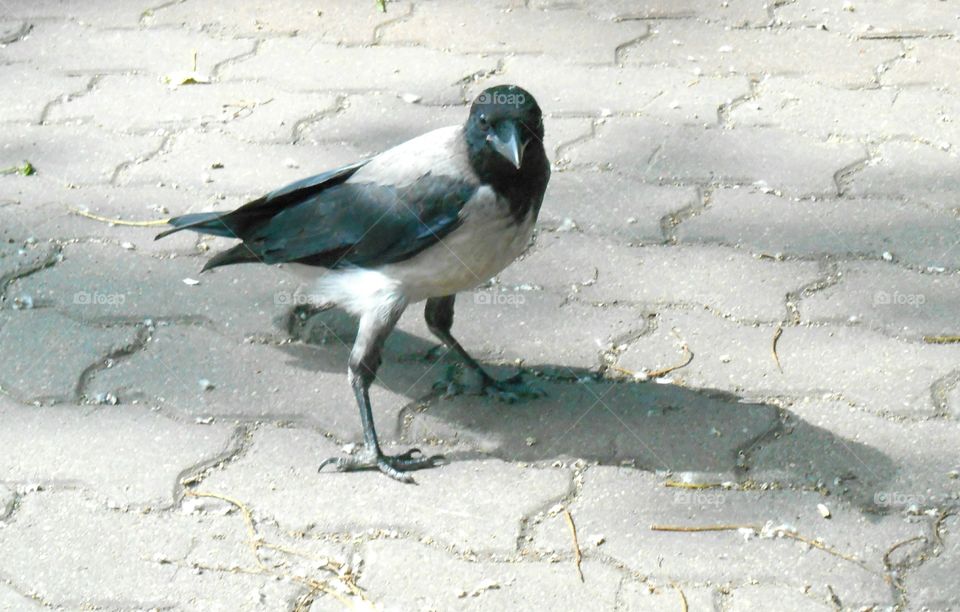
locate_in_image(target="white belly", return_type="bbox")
[381,207,536,302]
[290,204,536,315]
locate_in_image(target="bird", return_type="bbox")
[156,84,550,482]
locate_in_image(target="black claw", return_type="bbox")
[318,448,444,483]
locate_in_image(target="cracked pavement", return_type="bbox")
[1,0,959,610]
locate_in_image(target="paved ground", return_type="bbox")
[1,0,959,610]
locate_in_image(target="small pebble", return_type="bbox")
[199,378,215,391]
[817,503,831,519]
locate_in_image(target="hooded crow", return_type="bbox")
[156,85,550,482]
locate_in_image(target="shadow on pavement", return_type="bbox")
[282,306,896,511]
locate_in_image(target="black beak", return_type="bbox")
[489,120,525,170]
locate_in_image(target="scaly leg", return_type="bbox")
[320,295,443,483]
[425,295,544,403]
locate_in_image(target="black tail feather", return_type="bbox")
[155,211,235,240]
[200,243,262,271]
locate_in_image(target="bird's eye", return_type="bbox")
[478,114,489,129]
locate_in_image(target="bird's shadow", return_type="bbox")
[278,306,895,511]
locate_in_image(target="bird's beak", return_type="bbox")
[489,120,525,170]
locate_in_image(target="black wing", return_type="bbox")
[166,169,477,271]
[156,160,368,240]
[233,174,476,269]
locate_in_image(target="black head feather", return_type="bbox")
[464,85,549,220]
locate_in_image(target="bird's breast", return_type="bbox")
[379,195,537,303]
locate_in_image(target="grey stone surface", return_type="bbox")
[884,38,960,89]
[202,427,572,552]
[800,261,960,339]
[379,3,648,64]
[532,0,772,26]
[0,483,14,521]
[117,130,356,195]
[148,0,413,44]
[220,38,497,105]
[469,59,749,120]
[539,171,698,242]
[903,513,960,610]
[85,324,425,441]
[616,308,960,418]
[298,91,464,157]
[0,583,43,611]
[0,397,236,506]
[3,21,255,75]
[0,124,163,186]
[0,490,305,610]
[622,21,901,86]
[397,289,640,369]
[530,468,919,608]
[728,585,833,611]
[846,141,960,207]
[1,1,957,607]
[501,232,820,321]
[6,0,164,28]
[48,75,341,142]
[618,580,719,612]
[0,310,139,403]
[0,64,89,124]
[8,242,295,335]
[358,539,621,610]
[566,118,866,196]
[749,397,960,509]
[776,0,960,38]
[678,188,960,270]
[406,375,780,478]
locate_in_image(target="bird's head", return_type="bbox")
[465,85,544,177]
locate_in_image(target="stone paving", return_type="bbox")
[1,0,959,610]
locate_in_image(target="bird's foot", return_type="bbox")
[318,447,445,484]
[436,367,545,404]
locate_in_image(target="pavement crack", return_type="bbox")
[139,0,184,27]
[109,131,174,185]
[717,77,760,127]
[290,94,347,145]
[0,21,32,45]
[515,467,578,554]
[613,26,652,65]
[660,185,709,243]
[0,244,62,304]
[74,322,152,403]
[553,119,596,168]
[786,259,842,323]
[930,368,960,418]
[39,73,103,125]
[833,145,874,197]
[174,423,253,505]
[210,38,262,81]
[371,1,415,45]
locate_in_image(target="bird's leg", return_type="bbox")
[425,295,544,403]
[319,296,443,483]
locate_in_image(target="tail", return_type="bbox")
[155,211,236,240]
